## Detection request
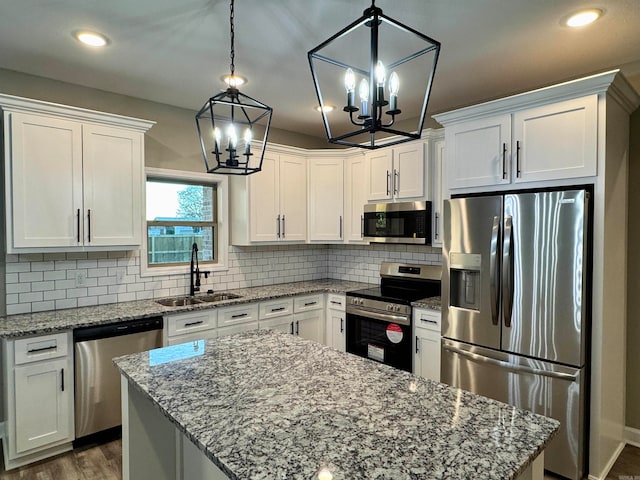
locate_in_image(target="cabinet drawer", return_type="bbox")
[166,329,218,346]
[218,303,259,328]
[294,294,324,312]
[327,294,345,310]
[166,311,216,338]
[414,308,441,332]
[259,298,294,319]
[14,332,69,365]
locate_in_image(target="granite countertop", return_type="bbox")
[0,279,373,338]
[115,330,559,480]
[412,295,442,310]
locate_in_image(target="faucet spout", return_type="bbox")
[190,243,199,296]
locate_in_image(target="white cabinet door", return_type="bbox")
[431,138,445,247]
[327,309,346,352]
[308,157,344,241]
[9,112,83,248]
[394,142,425,200]
[295,310,325,344]
[259,316,294,334]
[446,114,511,190]
[14,358,72,453]
[367,149,393,201]
[414,328,440,382]
[344,155,368,242]
[82,124,142,246]
[512,95,597,183]
[279,154,307,241]
[249,152,280,242]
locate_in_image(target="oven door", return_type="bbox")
[346,307,412,372]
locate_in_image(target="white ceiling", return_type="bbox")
[1,0,639,140]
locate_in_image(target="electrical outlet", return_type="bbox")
[75,271,86,287]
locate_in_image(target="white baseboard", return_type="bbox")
[625,426,640,448]
[587,441,626,480]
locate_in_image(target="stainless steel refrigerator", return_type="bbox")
[441,189,589,480]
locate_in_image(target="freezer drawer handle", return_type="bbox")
[442,343,578,381]
[489,216,500,326]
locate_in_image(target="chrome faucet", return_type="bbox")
[190,243,209,296]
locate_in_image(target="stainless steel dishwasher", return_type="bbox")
[73,317,163,441]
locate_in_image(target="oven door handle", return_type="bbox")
[346,307,410,326]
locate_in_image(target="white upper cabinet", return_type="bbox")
[231,146,307,244]
[344,154,369,243]
[308,156,344,242]
[367,142,426,201]
[435,79,601,193]
[1,95,153,253]
[430,136,445,248]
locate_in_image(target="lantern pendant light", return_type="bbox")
[308,0,440,149]
[195,0,273,175]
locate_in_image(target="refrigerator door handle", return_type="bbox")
[502,216,514,328]
[442,343,579,381]
[489,216,500,326]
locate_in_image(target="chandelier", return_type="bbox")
[195,0,273,175]
[308,0,440,149]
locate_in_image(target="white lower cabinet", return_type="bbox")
[164,310,218,346]
[217,303,259,337]
[413,308,441,382]
[326,294,346,352]
[294,295,325,344]
[2,332,74,469]
[258,298,295,334]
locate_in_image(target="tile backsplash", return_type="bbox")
[5,244,442,315]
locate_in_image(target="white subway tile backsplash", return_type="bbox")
[5,243,441,314]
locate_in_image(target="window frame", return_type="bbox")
[141,167,229,277]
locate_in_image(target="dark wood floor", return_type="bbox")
[0,439,639,479]
[0,439,121,480]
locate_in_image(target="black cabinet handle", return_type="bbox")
[87,209,91,242]
[61,368,65,392]
[304,302,317,307]
[271,307,286,312]
[282,215,286,239]
[502,143,507,180]
[420,318,438,325]
[435,213,439,240]
[339,216,343,239]
[184,320,204,327]
[27,345,57,354]
[290,322,294,335]
[330,300,342,305]
[516,140,521,178]
[340,318,344,333]
[386,170,390,196]
[415,336,420,353]
[276,215,281,238]
[295,320,299,335]
[360,215,364,238]
[231,313,248,319]
[77,209,81,243]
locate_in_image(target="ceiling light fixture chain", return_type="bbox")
[229,0,235,77]
[195,0,273,175]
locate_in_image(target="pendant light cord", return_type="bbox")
[229,0,235,77]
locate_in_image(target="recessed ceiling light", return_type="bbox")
[315,104,335,113]
[74,30,109,47]
[565,9,603,27]
[221,75,247,88]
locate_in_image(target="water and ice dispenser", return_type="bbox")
[448,252,482,311]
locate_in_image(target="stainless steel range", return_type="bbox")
[346,262,441,372]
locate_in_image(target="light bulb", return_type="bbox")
[375,60,386,87]
[214,127,222,151]
[566,9,602,27]
[227,125,237,149]
[359,78,369,102]
[389,72,399,96]
[243,128,252,155]
[344,68,356,93]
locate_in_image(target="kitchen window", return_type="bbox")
[141,168,228,276]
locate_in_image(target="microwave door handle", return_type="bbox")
[502,216,514,328]
[489,216,500,326]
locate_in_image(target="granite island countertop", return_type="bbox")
[115,329,559,480]
[0,279,373,338]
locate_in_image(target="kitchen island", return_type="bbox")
[114,330,559,480]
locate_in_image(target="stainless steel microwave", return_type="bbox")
[363,201,432,245]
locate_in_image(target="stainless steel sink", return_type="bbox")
[156,296,203,307]
[197,293,242,302]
